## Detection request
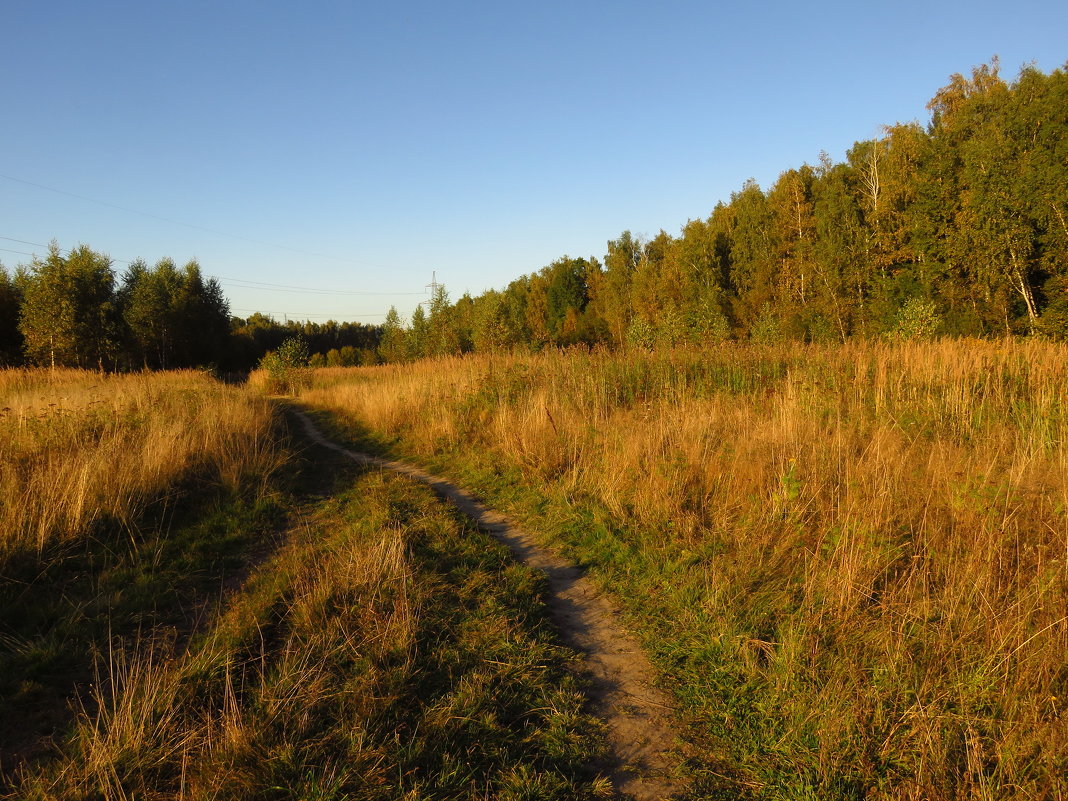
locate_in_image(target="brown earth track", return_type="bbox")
[292,408,690,800]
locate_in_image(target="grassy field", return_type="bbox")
[0,370,608,799]
[295,340,1068,800]
[0,368,280,564]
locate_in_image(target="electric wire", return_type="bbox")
[230,307,387,319]
[1,173,384,268]
[0,235,425,296]
[2,235,403,322]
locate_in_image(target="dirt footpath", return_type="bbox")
[292,409,690,800]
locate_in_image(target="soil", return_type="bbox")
[292,409,690,800]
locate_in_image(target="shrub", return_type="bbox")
[258,336,311,394]
[891,297,942,340]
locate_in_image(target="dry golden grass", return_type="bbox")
[15,469,606,800]
[296,339,1068,799]
[0,369,280,561]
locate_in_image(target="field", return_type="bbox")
[296,339,1068,800]
[0,369,605,799]
[2,342,1065,800]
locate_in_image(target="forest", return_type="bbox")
[1,60,1065,370]
[0,245,380,371]
[384,61,1068,358]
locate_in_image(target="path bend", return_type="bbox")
[291,408,690,800]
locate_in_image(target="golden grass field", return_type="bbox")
[3,343,1065,799]
[296,339,1068,800]
[0,368,605,800]
[0,369,279,563]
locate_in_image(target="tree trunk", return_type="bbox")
[1009,246,1038,326]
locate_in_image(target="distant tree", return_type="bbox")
[179,260,231,365]
[728,180,776,328]
[543,257,590,344]
[408,304,429,360]
[631,232,677,337]
[0,266,24,366]
[890,297,942,340]
[767,166,816,323]
[378,306,407,362]
[119,258,231,368]
[19,243,119,369]
[338,345,359,366]
[451,292,476,353]
[469,291,513,353]
[496,279,528,346]
[119,258,176,368]
[812,160,865,338]
[357,61,1067,348]
[427,285,462,356]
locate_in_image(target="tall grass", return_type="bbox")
[297,340,1068,799]
[14,469,607,800]
[0,369,280,563]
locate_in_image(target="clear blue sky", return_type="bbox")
[2,0,1065,324]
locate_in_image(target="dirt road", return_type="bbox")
[292,408,690,800]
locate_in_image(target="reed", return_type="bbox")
[295,339,1068,799]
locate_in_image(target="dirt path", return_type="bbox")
[292,409,690,800]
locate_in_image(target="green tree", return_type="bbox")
[767,166,816,323]
[0,266,24,366]
[543,257,591,344]
[591,231,641,346]
[408,304,429,360]
[812,159,865,338]
[427,285,462,356]
[469,291,512,353]
[120,258,230,368]
[259,335,310,393]
[630,231,681,337]
[727,180,776,330]
[378,306,407,362]
[18,244,119,369]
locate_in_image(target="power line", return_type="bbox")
[2,234,395,323]
[0,235,53,250]
[0,236,134,264]
[230,306,387,319]
[1,235,423,296]
[0,173,385,268]
[216,276,427,296]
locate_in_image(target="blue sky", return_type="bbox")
[2,0,1065,324]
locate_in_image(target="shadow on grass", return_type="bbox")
[0,409,365,785]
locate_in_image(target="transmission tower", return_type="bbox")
[422,271,442,307]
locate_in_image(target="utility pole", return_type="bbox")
[422,271,442,307]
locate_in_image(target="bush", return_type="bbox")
[891,297,942,340]
[258,336,311,394]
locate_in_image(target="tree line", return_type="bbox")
[382,61,1068,360]
[3,61,1064,370]
[0,243,381,371]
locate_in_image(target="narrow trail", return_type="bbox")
[291,408,691,800]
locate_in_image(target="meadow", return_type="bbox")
[297,339,1068,800]
[0,368,279,564]
[0,369,606,799]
